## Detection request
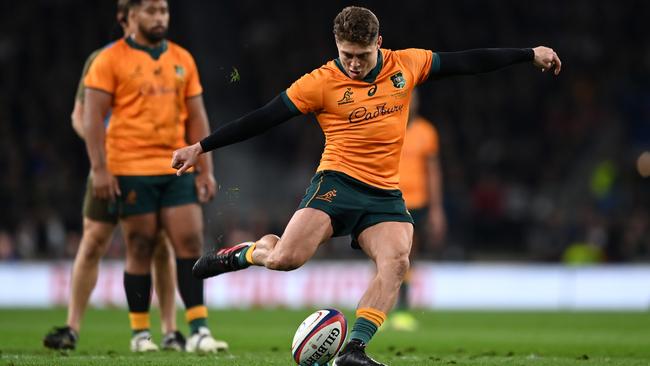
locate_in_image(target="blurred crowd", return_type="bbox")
[1,0,649,262]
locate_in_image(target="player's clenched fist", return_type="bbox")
[172,142,203,176]
[532,46,562,75]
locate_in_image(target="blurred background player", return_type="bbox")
[82,0,226,352]
[43,0,183,352]
[173,6,560,366]
[390,88,447,331]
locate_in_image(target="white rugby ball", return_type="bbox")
[291,308,347,366]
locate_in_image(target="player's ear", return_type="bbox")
[377,35,383,48]
[128,6,137,24]
[116,11,125,26]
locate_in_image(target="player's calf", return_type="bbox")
[264,248,306,271]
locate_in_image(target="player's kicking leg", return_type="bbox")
[192,207,333,278]
[43,217,114,350]
[334,222,413,366]
[161,203,228,353]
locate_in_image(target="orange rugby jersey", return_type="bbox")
[399,117,439,209]
[285,48,434,189]
[84,37,202,176]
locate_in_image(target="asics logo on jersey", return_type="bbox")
[315,189,337,203]
[337,88,354,105]
[367,84,377,96]
[348,103,404,123]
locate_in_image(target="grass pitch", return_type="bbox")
[0,308,648,365]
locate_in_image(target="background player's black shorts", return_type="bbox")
[82,174,118,224]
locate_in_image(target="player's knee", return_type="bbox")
[78,243,105,263]
[379,252,410,280]
[175,232,203,257]
[127,233,156,262]
[79,231,111,262]
[394,255,410,279]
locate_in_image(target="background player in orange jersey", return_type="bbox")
[389,88,447,332]
[43,0,182,352]
[173,6,561,366]
[83,0,226,353]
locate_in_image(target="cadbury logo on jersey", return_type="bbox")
[139,82,178,96]
[348,102,404,123]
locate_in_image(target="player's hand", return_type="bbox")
[91,167,121,201]
[195,172,217,203]
[532,46,561,75]
[172,143,203,176]
[428,206,447,247]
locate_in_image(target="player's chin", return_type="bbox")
[146,27,167,41]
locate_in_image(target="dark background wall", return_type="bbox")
[0,0,648,262]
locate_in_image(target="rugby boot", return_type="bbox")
[192,242,253,279]
[333,339,386,366]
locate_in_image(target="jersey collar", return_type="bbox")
[334,49,384,84]
[125,36,168,61]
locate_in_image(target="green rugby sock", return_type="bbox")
[189,317,207,334]
[350,318,378,345]
[237,244,254,267]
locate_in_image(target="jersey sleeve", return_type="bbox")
[76,49,102,102]
[284,68,324,114]
[184,53,203,98]
[397,48,434,85]
[83,49,116,95]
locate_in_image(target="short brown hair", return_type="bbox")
[117,0,130,24]
[333,6,379,45]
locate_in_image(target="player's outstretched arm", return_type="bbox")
[434,46,561,78]
[172,93,300,175]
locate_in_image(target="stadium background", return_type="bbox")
[0,1,649,300]
[0,0,650,262]
[1,1,650,365]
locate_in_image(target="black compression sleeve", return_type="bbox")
[199,93,301,152]
[435,48,534,77]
